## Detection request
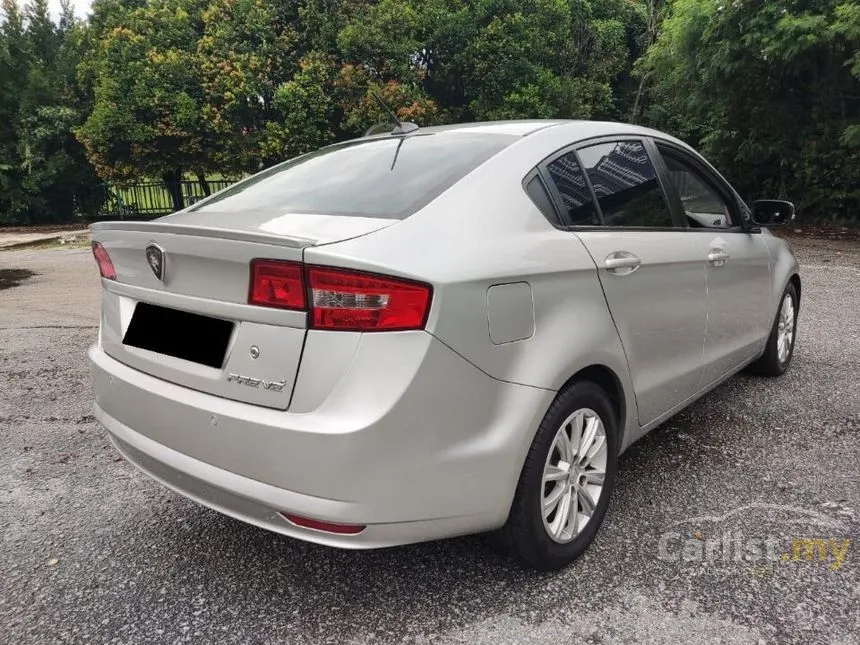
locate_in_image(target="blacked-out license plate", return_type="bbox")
[123,302,233,369]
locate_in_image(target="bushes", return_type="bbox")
[640,0,860,222]
[0,0,105,224]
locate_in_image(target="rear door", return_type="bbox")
[653,142,772,387]
[540,138,708,426]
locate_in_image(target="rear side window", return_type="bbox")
[525,175,558,221]
[545,152,598,226]
[578,141,673,228]
[191,133,515,220]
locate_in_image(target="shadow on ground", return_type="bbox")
[0,268,36,290]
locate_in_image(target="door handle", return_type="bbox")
[604,252,641,275]
[708,249,730,267]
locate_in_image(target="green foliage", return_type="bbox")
[641,0,860,221]
[270,52,339,158]
[77,0,211,188]
[3,0,859,223]
[0,0,102,224]
[197,0,298,170]
[334,0,646,122]
[75,0,650,180]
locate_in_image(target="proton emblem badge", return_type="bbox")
[145,242,166,282]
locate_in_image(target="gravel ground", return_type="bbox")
[1,236,858,645]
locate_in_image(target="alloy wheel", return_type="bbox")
[777,293,795,364]
[541,408,608,544]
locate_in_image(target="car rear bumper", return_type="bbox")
[99,406,501,548]
[89,338,553,547]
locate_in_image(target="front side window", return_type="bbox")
[578,141,674,228]
[661,152,733,229]
[545,152,599,225]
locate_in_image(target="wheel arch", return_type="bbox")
[557,364,627,446]
[510,361,631,501]
[789,273,801,311]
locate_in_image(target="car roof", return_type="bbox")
[344,120,693,161]
[412,120,567,136]
[402,119,679,142]
[369,120,692,158]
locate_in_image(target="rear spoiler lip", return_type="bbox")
[89,221,316,249]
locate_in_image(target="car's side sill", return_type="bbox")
[635,358,754,439]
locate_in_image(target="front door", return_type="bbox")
[542,140,708,426]
[655,145,772,387]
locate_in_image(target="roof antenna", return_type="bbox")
[371,91,419,135]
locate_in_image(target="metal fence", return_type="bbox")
[94,180,236,220]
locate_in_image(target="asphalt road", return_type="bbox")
[1,235,858,645]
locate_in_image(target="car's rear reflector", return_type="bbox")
[307,266,431,331]
[91,241,117,280]
[281,513,366,535]
[249,259,306,310]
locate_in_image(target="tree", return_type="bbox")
[78,0,213,210]
[335,0,648,124]
[0,0,101,224]
[196,0,299,174]
[641,0,860,220]
[73,0,652,203]
[627,0,664,122]
[0,0,27,220]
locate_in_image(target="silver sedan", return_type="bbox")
[88,120,800,570]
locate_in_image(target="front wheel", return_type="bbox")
[749,283,798,376]
[498,381,618,571]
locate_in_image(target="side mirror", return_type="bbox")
[752,200,795,227]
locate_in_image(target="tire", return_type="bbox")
[498,380,619,571]
[748,282,798,377]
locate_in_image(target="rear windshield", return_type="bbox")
[191,132,516,219]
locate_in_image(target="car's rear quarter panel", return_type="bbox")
[306,129,639,449]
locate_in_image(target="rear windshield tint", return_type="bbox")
[191,133,516,219]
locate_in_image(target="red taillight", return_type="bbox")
[247,260,432,330]
[248,259,306,310]
[281,513,366,535]
[91,241,116,280]
[307,266,431,331]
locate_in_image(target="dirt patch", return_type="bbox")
[773,230,860,268]
[0,223,89,234]
[0,268,37,290]
[5,237,92,251]
[777,223,860,240]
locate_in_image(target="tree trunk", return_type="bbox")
[630,0,662,123]
[630,72,650,124]
[195,172,211,197]
[162,168,184,212]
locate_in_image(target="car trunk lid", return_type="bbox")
[158,209,396,245]
[90,216,394,410]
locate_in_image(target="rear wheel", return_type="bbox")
[498,381,618,571]
[749,283,798,376]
